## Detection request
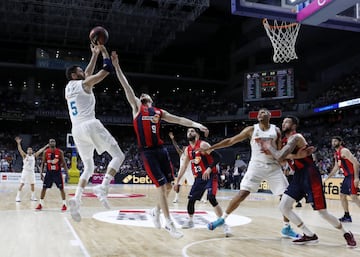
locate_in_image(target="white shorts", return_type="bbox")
[20,170,35,184]
[240,160,288,195]
[177,165,194,186]
[72,119,119,159]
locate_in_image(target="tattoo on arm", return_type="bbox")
[269,136,298,161]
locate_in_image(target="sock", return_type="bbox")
[300,224,314,237]
[16,191,21,198]
[63,200,66,205]
[222,212,229,220]
[75,187,84,201]
[174,193,179,201]
[40,199,44,205]
[102,174,114,186]
[31,192,35,198]
[284,222,290,227]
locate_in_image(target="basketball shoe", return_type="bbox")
[293,234,318,245]
[208,217,224,230]
[69,198,81,222]
[223,223,232,237]
[35,203,42,211]
[93,185,110,209]
[339,215,352,223]
[61,204,67,211]
[344,231,357,248]
[165,221,184,239]
[281,225,300,239]
[181,219,194,229]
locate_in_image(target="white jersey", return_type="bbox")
[22,155,35,172]
[65,80,96,126]
[250,123,278,163]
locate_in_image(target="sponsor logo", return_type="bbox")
[93,209,251,228]
[122,175,153,184]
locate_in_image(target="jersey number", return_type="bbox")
[151,125,156,134]
[70,101,78,116]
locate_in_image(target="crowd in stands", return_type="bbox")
[1,68,360,187]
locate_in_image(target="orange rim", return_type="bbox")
[262,18,299,29]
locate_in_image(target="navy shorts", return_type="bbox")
[188,173,218,201]
[140,146,174,187]
[43,171,64,189]
[285,163,326,210]
[341,175,358,195]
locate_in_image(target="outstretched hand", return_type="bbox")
[256,138,272,154]
[199,125,209,138]
[111,51,119,67]
[15,137,21,144]
[90,44,100,55]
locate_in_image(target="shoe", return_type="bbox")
[339,215,352,223]
[208,217,224,231]
[35,203,42,211]
[181,219,194,229]
[93,185,110,209]
[281,225,300,239]
[15,197,21,202]
[293,234,318,245]
[344,231,357,248]
[61,204,67,211]
[30,197,37,201]
[69,198,81,222]
[295,202,302,208]
[223,223,232,237]
[172,199,178,203]
[150,208,161,229]
[165,221,184,239]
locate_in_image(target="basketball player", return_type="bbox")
[325,136,360,223]
[202,108,299,239]
[36,139,68,211]
[168,132,194,203]
[111,51,208,239]
[259,116,356,247]
[15,137,49,202]
[65,44,125,222]
[174,128,231,237]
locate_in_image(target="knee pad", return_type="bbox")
[208,195,218,207]
[107,145,125,172]
[80,158,94,181]
[187,199,196,215]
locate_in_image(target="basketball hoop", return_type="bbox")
[263,18,301,63]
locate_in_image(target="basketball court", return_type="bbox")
[0,182,359,257]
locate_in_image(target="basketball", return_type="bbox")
[89,26,109,45]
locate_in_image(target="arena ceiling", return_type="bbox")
[0,0,360,80]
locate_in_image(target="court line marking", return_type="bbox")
[181,236,360,257]
[64,217,91,257]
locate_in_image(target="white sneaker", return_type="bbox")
[172,199,178,203]
[223,223,232,237]
[93,185,110,209]
[150,208,161,229]
[15,197,21,202]
[165,221,184,239]
[69,198,81,222]
[181,219,194,229]
[31,197,37,201]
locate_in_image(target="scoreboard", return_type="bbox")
[244,68,294,102]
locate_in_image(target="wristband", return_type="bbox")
[102,58,114,72]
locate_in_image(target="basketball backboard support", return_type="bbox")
[232,0,360,32]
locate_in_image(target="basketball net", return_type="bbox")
[263,18,301,63]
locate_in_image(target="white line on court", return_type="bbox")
[64,217,91,257]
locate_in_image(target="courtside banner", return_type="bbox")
[0,172,42,183]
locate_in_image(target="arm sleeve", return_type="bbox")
[209,150,222,169]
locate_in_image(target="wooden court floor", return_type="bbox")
[0,182,359,257]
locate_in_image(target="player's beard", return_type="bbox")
[187,135,196,143]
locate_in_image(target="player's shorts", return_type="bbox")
[177,166,194,186]
[188,173,218,201]
[285,163,326,210]
[240,160,288,195]
[140,146,174,187]
[20,170,35,184]
[341,175,359,195]
[72,119,118,158]
[43,171,64,189]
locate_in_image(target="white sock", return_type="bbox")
[63,200,66,205]
[31,192,35,198]
[284,222,290,227]
[222,213,229,220]
[75,187,84,201]
[16,191,21,198]
[40,199,44,205]
[300,224,314,236]
[102,174,114,186]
